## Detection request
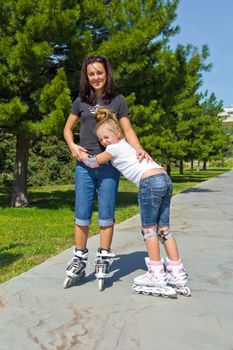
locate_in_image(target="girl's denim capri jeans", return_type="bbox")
[138,173,173,228]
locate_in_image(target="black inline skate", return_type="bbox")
[63,248,88,289]
[94,248,115,291]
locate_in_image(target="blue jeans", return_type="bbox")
[138,173,173,227]
[75,162,120,226]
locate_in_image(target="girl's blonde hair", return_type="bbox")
[95,108,123,137]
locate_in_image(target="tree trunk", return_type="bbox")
[190,159,193,172]
[166,160,171,177]
[179,159,184,175]
[203,160,207,170]
[11,135,30,207]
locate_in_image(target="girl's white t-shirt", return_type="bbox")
[106,138,162,187]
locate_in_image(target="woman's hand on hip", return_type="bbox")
[71,144,87,161]
[136,148,153,162]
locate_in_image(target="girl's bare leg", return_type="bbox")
[159,226,180,261]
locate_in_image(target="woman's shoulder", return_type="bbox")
[109,95,129,118]
[72,95,93,108]
[112,94,126,103]
[72,95,81,106]
[73,95,91,103]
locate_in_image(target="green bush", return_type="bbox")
[209,158,233,168]
[0,132,76,187]
[28,136,75,186]
[0,132,16,186]
[225,158,233,168]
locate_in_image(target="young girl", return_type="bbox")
[80,108,190,296]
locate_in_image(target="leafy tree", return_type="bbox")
[0,132,16,185]
[128,43,212,173]
[154,44,212,173]
[198,93,230,169]
[0,0,180,206]
[0,0,79,206]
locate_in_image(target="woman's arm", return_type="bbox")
[63,113,87,161]
[119,116,152,161]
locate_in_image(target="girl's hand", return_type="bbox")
[136,148,153,162]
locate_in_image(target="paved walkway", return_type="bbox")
[0,171,233,350]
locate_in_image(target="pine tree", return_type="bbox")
[199,93,229,168]
[0,0,79,206]
[155,44,212,173]
[0,0,180,206]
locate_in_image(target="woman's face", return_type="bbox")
[87,62,107,95]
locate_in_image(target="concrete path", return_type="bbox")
[0,171,233,350]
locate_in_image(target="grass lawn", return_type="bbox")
[0,168,230,283]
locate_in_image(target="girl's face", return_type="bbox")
[87,62,107,95]
[97,125,120,147]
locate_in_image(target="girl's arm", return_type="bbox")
[80,151,112,168]
[119,116,152,161]
[96,151,112,164]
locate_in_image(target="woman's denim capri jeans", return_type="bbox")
[75,161,120,227]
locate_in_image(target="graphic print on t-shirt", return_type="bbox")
[89,104,103,115]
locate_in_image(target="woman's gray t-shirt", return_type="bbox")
[70,95,130,155]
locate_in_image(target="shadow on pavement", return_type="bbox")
[182,188,220,193]
[89,251,147,289]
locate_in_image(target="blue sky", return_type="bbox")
[169,0,233,108]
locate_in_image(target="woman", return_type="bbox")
[63,55,150,288]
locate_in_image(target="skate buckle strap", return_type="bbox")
[141,227,157,241]
[73,248,88,261]
[157,229,173,244]
[96,248,115,258]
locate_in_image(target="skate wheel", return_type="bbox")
[98,278,104,291]
[132,285,140,294]
[183,287,191,297]
[132,290,141,294]
[63,277,72,289]
[142,291,150,296]
[176,286,191,297]
[63,271,86,289]
[161,293,169,298]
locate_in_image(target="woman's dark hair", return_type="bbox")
[79,55,115,105]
